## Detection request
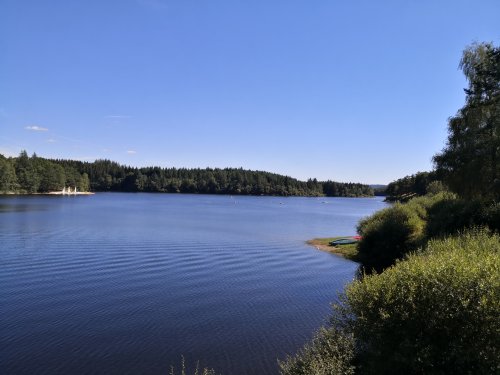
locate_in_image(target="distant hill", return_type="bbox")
[1,152,374,197]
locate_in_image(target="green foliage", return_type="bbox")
[0,152,100,194]
[385,171,440,202]
[425,180,446,195]
[434,42,500,200]
[481,202,500,233]
[285,43,500,375]
[79,173,90,192]
[426,198,500,237]
[0,155,18,192]
[15,151,40,193]
[36,159,65,192]
[322,180,374,197]
[426,198,482,237]
[341,230,500,375]
[0,152,373,197]
[284,231,500,375]
[279,327,355,375]
[356,195,439,270]
[356,193,500,270]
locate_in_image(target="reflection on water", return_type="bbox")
[0,203,49,212]
[0,193,386,375]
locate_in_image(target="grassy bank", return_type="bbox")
[306,237,361,262]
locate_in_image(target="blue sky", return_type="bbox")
[1,0,499,184]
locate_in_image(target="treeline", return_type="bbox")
[280,42,500,375]
[384,171,443,201]
[0,151,90,193]
[0,153,373,197]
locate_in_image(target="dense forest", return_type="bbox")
[0,152,373,197]
[384,171,443,201]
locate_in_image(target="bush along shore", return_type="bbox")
[282,42,499,375]
[282,229,500,375]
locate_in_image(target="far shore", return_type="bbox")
[306,237,361,262]
[46,191,95,195]
[0,191,95,196]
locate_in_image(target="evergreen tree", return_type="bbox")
[434,42,500,200]
[1,152,374,197]
[15,151,40,193]
[0,155,18,192]
[78,173,90,191]
[38,161,65,192]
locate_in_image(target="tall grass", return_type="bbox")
[169,357,217,375]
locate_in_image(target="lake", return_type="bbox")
[0,193,387,375]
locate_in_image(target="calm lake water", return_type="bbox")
[1,193,386,375]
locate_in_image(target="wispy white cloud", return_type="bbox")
[47,138,56,143]
[25,125,48,132]
[127,150,137,154]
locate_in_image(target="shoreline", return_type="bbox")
[0,191,95,196]
[306,237,360,262]
[45,191,95,195]
[0,192,375,199]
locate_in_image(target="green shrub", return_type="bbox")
[282,230,500,375]
[480,202,500,233]
[426,198,483,238]
[427,199,500,237]
[426,180,447,195]
[340,230,500,374]
[356,203,426,270]
[279,327,355,375]
[356,193,500,271]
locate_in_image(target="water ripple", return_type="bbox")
[0,194,385,375]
